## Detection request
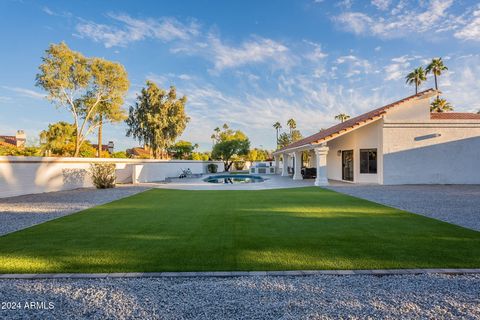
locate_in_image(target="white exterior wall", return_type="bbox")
[326,119,383,184]
[383,122,480,184]
[0,157,224,198]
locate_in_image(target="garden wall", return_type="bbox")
[0,156,224,198]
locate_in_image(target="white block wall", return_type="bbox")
[0,157,224,198]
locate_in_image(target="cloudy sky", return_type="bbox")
[1,0,479,151]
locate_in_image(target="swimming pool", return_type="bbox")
[203,174,265,184]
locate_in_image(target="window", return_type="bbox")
[360,149,377,174]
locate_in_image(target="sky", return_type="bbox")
[1,0,479,152]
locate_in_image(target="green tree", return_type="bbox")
[430,97,454,113]
[405,67,427,94]
[211,124,250,171]
[36,42,129,157]
[167,140,198,159]
[126,81,189,159]
[39,121,76,156]
[277,130,303,149]
[426,58,448,96]
[273,121,282,149]
[287,118,297,135]
[334,113,350,123]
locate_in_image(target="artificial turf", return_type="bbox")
[0,187,479,273]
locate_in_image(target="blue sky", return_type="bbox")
[1,0,479,151]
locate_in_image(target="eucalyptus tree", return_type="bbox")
[126,81,189,159]
[335,113,350,123]
[405,67,427,94]
[36,42,129,157]
[426,58,448,95]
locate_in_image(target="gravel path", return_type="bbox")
[327,184,480,231]
[0,274,478,319]
[0,186,151,236]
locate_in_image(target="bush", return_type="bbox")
[233,161,245,170]
[111,151,128,158]
[90,163,116,189]
[207,163,218,173]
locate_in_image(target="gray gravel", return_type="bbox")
[0,185,151,236]
[0,274,478,319]
[327,184,480,231]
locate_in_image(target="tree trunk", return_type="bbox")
[434,75,439,98]
[74,132,81,157]
[97,114,103,158]
[415,83,418,94]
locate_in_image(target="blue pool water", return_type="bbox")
[203,174,265,184]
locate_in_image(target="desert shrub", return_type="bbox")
[90,163,116,189]
[111,151,128,158]
[234,161,245,170]
[207,163,218,173]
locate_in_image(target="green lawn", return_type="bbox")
[0,187,479,273]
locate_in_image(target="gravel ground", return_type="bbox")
[327,184,480,231]
[0,274,478,319]
[0,185,151,236]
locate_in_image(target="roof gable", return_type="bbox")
[275,89,436,154]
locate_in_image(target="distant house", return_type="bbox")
[273,89,480,185]
[0,130,26,148]
[127,147,151,159]
[91,141,115,154]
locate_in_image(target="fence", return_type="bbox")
[0,156,224,198]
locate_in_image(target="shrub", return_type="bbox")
[207,163,218,173]
[234,161,245,170]
[90,163,116,189]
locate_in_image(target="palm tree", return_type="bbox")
[430,97,453,113]
[273,122,282,148]
[405,67,427,94]
[426,58,448,96]
[335,113,350,123]
[287,118,296,135]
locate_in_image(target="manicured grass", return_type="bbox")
[0,187,479,273]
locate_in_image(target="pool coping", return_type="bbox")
[1,268,479,279]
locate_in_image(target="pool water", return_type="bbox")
[203,174,265,184]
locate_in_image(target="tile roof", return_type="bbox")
[275,89,437,153]
[0,135,17,146]
[430,112,480,120]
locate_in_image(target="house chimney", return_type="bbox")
[15,130,26,147]
[108,141,114,154]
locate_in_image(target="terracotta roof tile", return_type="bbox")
[430,112,480,120]
[275,89,437,153]
[0,135,17,146]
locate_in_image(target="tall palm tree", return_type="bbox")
[405,67,427,94]
[430,97,453,113]
[335,113,350,123]
[287,118,296,135]
[426,58,448,96]
[273,122,282,148]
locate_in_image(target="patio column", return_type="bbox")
[274,155,280,174]
[293,151,303,180]
[281,153,289,176]
[314,145,329,186]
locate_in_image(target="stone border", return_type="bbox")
[1,269,479,279]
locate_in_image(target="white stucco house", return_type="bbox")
[272,89,480,185]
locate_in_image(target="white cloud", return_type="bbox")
[75,14,199,48]
[335,0,456,39]
[207,35,292,71]
[454,7,480,41]
[42,6,54,15]
[383,55,423,81]
[371,0,390,10]
[1,86,45,100]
